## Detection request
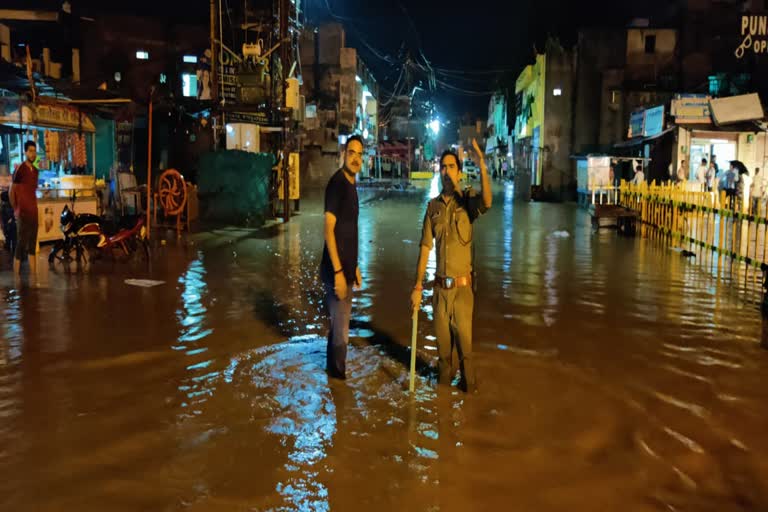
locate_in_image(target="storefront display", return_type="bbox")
[0,100,103,242]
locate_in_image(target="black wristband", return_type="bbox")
[334,268,343,275]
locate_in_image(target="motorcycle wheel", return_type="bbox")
[49,239,75,264]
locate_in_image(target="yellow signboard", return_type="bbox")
[0,101,95,132]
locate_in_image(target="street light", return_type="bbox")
[429,119,440,135]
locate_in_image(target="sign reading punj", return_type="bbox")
[736,15,768,58]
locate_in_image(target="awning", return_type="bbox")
[613,126,675,149]
[680,121,762,134]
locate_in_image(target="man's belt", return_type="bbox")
[434,275,472,289]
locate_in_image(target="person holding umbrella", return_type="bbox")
[410,139,492,393]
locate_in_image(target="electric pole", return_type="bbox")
[210,0,220,150]
[280,0,290,223]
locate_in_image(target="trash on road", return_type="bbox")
[125,279,166,288]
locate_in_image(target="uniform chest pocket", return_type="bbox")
[430,210,448,237]
[454,209,472,246]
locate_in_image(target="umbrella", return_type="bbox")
[731,160,749,175]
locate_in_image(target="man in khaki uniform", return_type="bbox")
[410,139,492,392]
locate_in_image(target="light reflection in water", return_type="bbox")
[543,235,560,326]
[226,336,333,511]
[502,182,514,280]
[176,254,215,413]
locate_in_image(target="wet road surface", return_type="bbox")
[1,178,767,511]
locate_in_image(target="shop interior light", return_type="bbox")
[183,55,198,63]
[136,50,149,60]
[226,124,234,134]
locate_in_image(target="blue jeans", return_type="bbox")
[325,284,353,378]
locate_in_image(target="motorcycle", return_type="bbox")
[49,205,150,266]
[48,205,103,264]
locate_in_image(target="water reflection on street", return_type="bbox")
[1,177,768,511]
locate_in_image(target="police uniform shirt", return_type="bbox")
[419,188,488,279]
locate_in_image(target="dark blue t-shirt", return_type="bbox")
[321,169,359,285]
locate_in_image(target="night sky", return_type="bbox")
[39,0,671,117]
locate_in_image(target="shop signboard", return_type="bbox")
[710,93,764,125]
[671,95,712,124]
[228,110,271,126]
[628,110,645,138]
[0,101,95,132]
[735,14,768,59]
[643,106,665,137]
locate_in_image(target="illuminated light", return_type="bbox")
[159,73,167,84]
[183,55,198,63]
[553,88,562,96]
[429,119,440,135]
[136,50,149,60]
[182,73,197,97]
[355,75,362,83]
[363,129,369,139]
[226,124,234,134]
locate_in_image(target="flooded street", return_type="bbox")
[1,179,768,511]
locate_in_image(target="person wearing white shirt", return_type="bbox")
[695,158,708,189]
[632,165,645,185]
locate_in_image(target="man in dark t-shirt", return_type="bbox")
[10,141,39,276]
[320,135,364,379]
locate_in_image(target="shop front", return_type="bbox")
[0,99,104,242]
[677,124,764,181]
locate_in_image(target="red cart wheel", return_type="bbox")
[158,169,187,216]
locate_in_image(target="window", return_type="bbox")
[644,35,656,54]
[182,73,198,98]
[136,50,149,60]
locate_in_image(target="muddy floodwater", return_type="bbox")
[1,179,767,511]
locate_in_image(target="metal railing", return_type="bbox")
[619,180,768,307]
[590,186,622,206]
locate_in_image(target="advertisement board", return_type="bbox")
[643,106,665,137]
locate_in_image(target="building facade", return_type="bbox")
[299,23,379,185]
